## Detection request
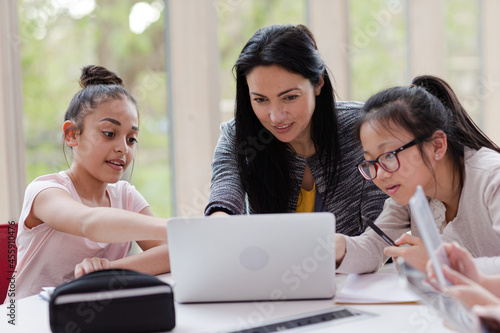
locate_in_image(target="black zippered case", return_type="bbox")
[49,269,175,333]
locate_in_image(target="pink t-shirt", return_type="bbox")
[12,171,149,300]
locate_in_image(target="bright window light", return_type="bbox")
[129,2,161,35]
[51,0,96,19]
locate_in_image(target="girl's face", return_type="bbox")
[359,121,436,205]
[71,98,138,184]
[245,65,323,152]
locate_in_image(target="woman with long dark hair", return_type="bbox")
[335,75,500,273]
[205,24,387,236]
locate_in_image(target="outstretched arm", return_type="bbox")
[28,188,167,243]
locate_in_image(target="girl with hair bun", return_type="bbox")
[10,65,170,301]
[335,75,500,274]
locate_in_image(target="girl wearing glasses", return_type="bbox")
[205,24,387,236]
[335,75,500,274]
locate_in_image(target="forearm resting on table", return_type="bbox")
[110,244,170,275]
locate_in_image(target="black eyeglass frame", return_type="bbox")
[357,139,420,180]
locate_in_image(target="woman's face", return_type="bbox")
[246,65,323,153]
[359,121,436,205]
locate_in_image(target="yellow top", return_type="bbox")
[296,183,317,213]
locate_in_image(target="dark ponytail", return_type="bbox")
[411,75,498,153]
[355,75,500,190]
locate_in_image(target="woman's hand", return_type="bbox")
[75,257,111,278]
[442,265,500,307]
[442,242,483,284]
[210,211,230,217]
[426,242,484,286]
[335,234,347,267]
[383,234,428,271]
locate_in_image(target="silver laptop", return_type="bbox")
[166,212,336,303]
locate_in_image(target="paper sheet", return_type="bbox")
[39,287,55,302]
[335,272,420,304]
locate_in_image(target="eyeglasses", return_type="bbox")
[357,139,419,180]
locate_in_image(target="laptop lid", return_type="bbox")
[167,212,336,303]
[408,185,450,288]
[399,260,487,333]
[406,186,499,332]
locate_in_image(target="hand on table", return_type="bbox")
[75,257,111,278]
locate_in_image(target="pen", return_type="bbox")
[362,216,397,246]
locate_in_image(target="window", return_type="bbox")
[19,0,172,217]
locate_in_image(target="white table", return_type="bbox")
[0,265,454,332]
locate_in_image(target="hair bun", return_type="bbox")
[79,65,123,88]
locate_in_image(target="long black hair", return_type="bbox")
[355,75,500,190]
[233,24,340,213]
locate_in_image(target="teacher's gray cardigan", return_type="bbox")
[205,101,388,237]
